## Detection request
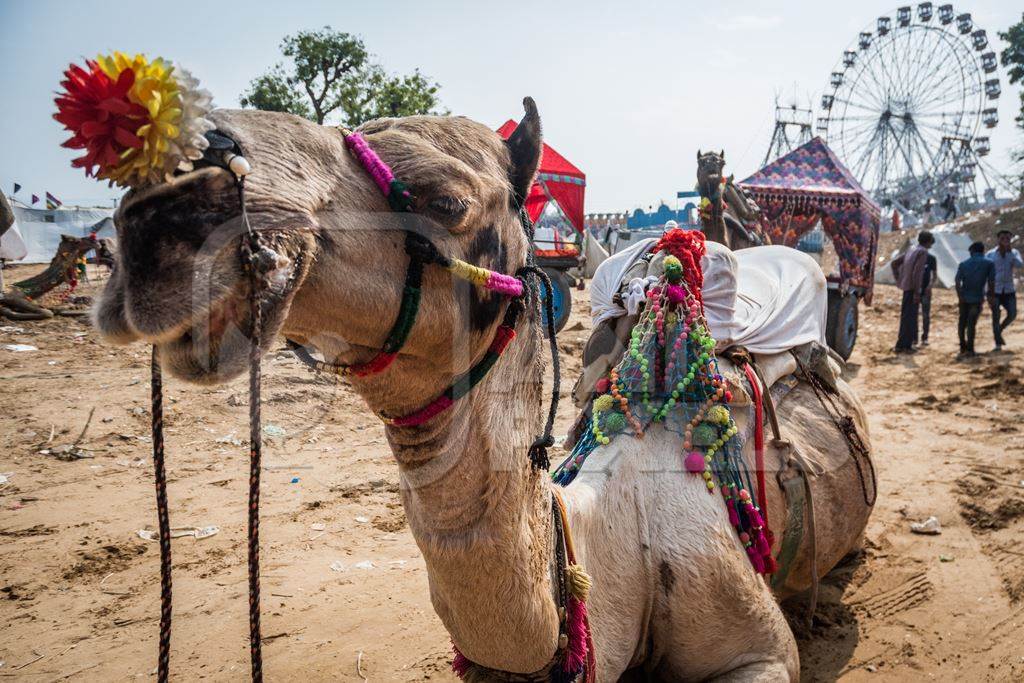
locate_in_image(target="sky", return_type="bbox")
[0,0,1020,212]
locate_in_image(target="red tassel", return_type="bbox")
[746,546,765,573]
[755,530,771,557]
[746,505,764,529]
[726,498,740,526]
[451,643,472,678]
[563,596,589,673]
[764,554,779,575]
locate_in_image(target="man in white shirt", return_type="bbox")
[987,230,1023,350]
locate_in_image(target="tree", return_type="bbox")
[999,14,1024,194]
[240,27,445,126]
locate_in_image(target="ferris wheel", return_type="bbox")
[817,3,1002,208]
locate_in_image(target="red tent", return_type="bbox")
[496,120,586,233]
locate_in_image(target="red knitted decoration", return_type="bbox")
[654,228,706,308]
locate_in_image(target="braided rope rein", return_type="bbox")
[145,131,572,682]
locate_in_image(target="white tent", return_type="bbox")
[1,223,28,261]
[874,232,972,289]
[9,206,114,264]
[582,231,609,278]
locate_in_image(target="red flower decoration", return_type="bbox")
[53,60,148,177]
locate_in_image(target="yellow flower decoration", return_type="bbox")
[96,52,183,187]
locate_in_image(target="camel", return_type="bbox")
[696,150,765,251]
[93,101,874,680]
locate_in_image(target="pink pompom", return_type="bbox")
[747,507,764,529]
[684,451,706,473]
[666,284,686,304]
[594,377,610,394]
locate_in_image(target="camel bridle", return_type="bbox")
[146,128,573,682]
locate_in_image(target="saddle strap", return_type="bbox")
[772,450,819,624]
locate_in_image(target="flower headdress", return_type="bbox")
[54,52,215,188]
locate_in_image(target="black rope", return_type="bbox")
[791,351,877,507]
[517,264,560,471]
[238,179,264,682]
[150,347,172,683]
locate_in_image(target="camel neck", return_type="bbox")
[383,317,561,673]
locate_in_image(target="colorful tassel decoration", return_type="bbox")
[562,596,589,674]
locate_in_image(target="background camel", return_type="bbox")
[92,102,873,680]
[696,150,765,250]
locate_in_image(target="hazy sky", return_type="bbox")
[1,0,1020,211]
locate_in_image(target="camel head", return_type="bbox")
[696,149,726,197]
[95,100,544,398]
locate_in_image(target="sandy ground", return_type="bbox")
[2,264,1024,682]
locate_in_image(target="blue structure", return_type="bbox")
[626,191,701,230]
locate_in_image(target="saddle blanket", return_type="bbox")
[590,240,827,355]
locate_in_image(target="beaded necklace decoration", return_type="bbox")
[552,228,777,576]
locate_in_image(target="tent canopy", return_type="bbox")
[7,206,114,264]
[497,120,586,232]
[875,232,972,289]
[739,137,880,302]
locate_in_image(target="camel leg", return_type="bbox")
[708,660,794,682]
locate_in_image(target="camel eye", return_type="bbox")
[427,195,469,218]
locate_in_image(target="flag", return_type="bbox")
[31,194,40,205]
[46,191,62,210]
[13,182,21,194]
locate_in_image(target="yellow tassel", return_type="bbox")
[565,563,592,602]
[449,259,490,287]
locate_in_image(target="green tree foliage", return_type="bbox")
[999,14,1024,193]
[240,27,444,126]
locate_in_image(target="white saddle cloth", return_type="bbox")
[590,241,827,355]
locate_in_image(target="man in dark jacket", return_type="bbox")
[919,251,938,346]
[891,231,934,354]
[955,241,995,358]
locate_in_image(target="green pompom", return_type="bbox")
[692,422,718,446]
[604,412,627,432]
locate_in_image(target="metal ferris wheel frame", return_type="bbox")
[817,3,1001,209]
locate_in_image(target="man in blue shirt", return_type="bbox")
[955,242,995,358]
[987,230,1023,350]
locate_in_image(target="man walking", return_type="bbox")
[919,250,938,346]
[987,229,1022,350]
[955,241,995,358]
[891,231,934,354]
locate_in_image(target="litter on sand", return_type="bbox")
[263,424,286,437]
[910,516,941,535]
[137,526,220,541]
[330,561,346,572]
[4,344,37,352]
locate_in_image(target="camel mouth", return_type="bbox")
[148,244,307,384]
[98,160,316,383]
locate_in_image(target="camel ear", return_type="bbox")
[505,97,542,206]
[720,150,725,161]
[696,149,701,161]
